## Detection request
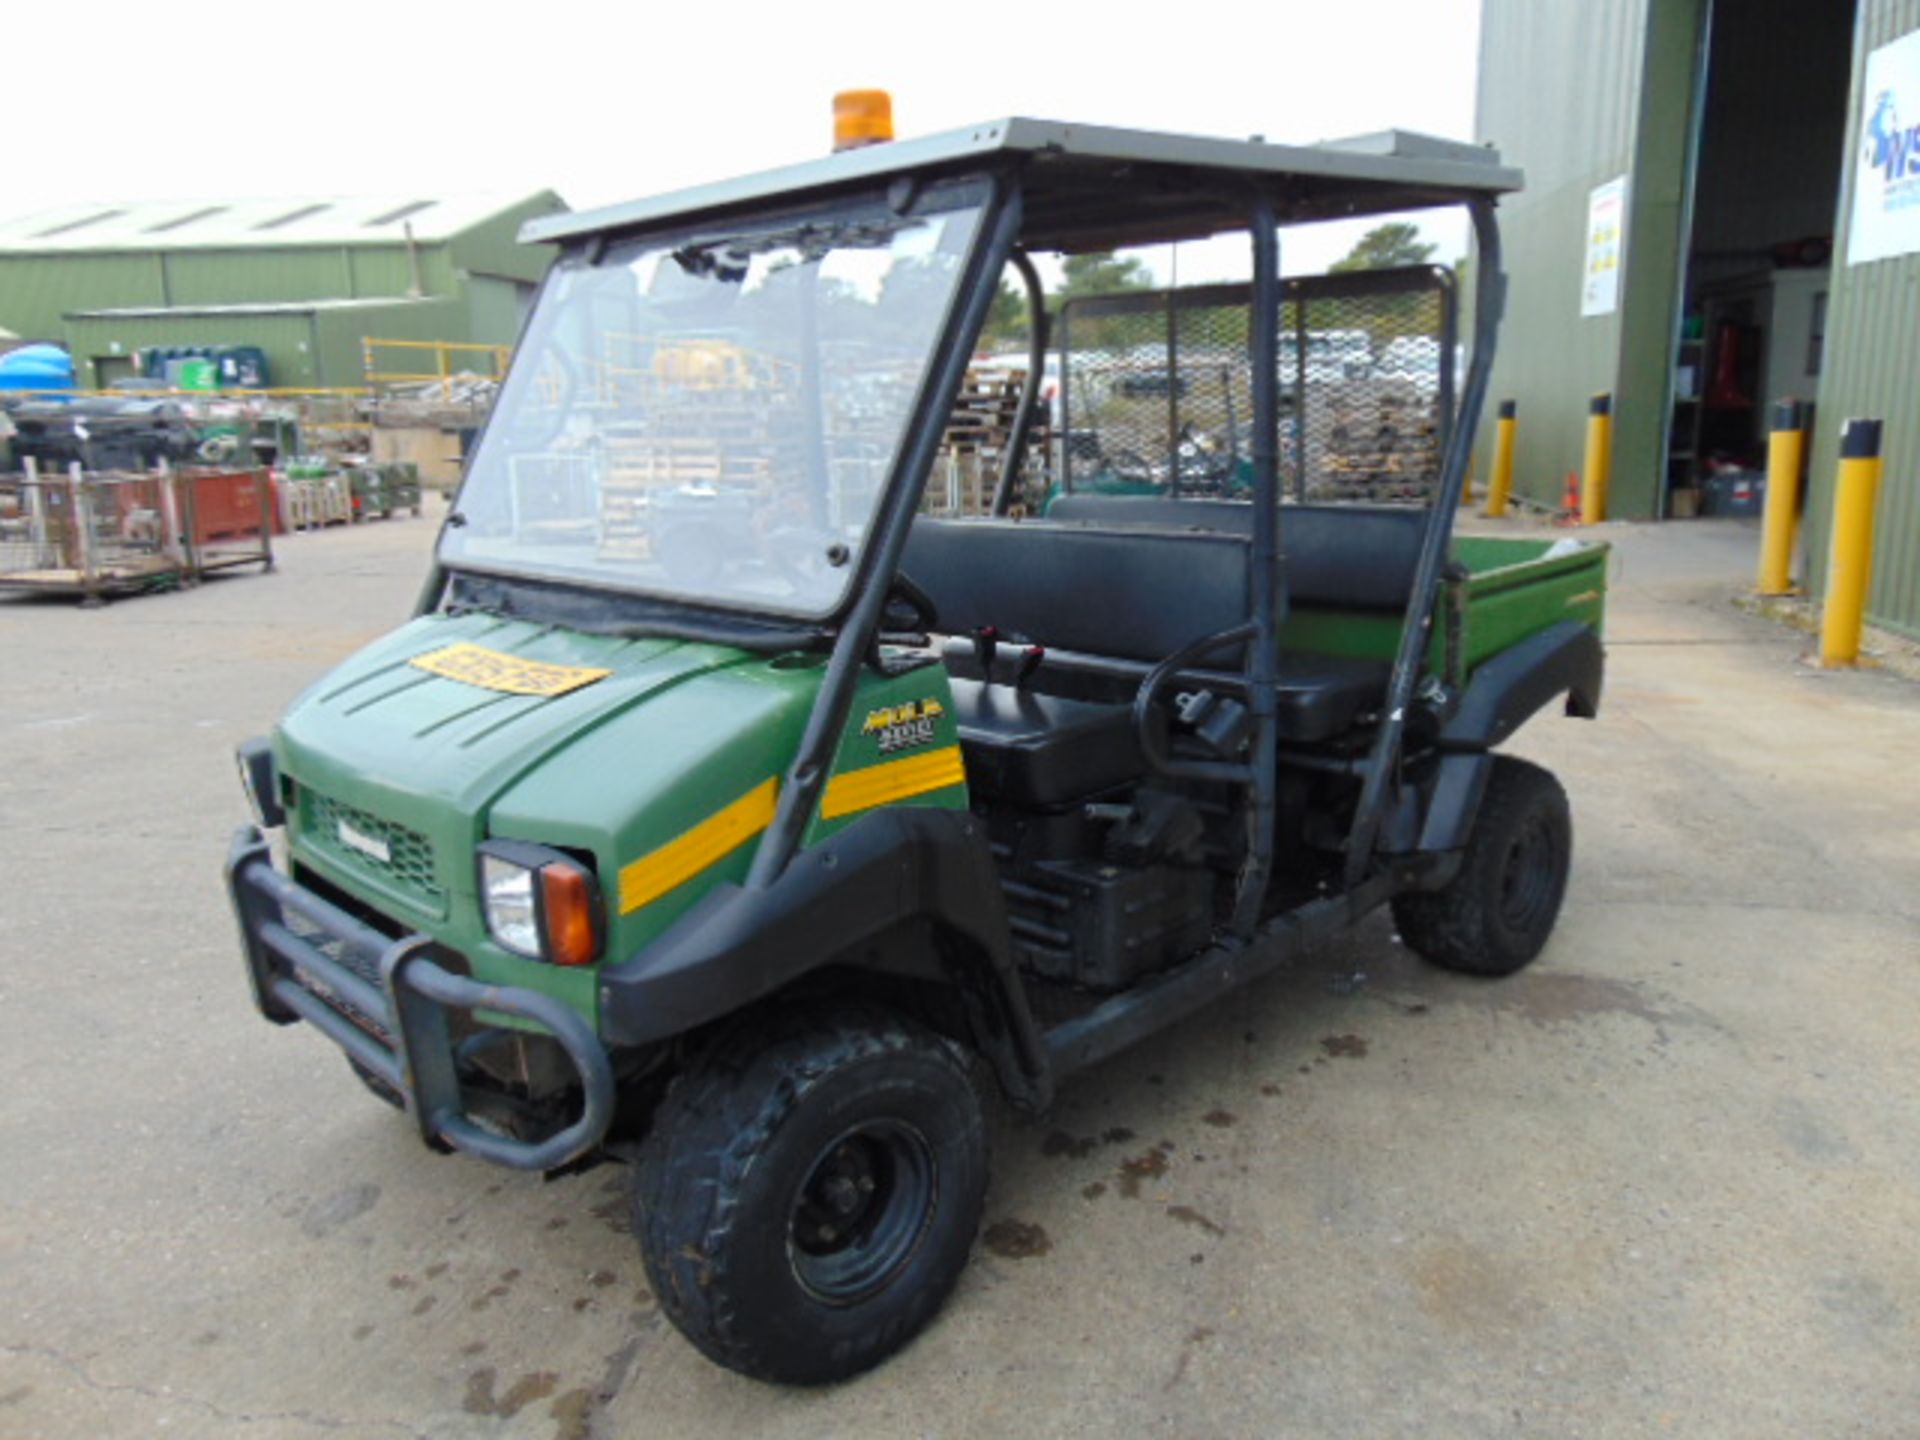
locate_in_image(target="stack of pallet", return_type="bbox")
[598,398,788,560]
[943,367,1026,452]
[1308,381,1441,503]
[931,366,1048,516]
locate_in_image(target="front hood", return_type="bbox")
[276,612,753,823]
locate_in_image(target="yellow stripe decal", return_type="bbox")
[410,642,611,697]
[618,778,778,915]
[818,744,967,821]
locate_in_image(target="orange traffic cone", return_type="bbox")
[1557,471,1581,526]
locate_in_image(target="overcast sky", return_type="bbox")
[7,0,1482,280]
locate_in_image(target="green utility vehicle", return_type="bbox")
[227,116,1605,1385]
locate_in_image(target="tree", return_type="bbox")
[1330,222,1437,273]
[1051,251,1155,354]
[979,278,1029,350]
[1055,251,1153,302]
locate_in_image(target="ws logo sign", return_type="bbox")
[1864,91,1920,185]
[1852,33,1920,264]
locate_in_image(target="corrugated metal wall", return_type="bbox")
[447,193,564,284]
[0,253,165,339]
[314,298,466,384]
[1474,0,1651,509]
[1808,0,1920,639]
[163,250,359,306]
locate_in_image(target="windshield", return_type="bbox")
[442,187,986,617]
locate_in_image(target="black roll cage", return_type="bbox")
[422,160,1507,914]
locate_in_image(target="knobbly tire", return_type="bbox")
[631,1004,987,1385]
[1391,755,1571,977]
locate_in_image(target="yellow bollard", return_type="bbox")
[1820,417,1884,667]
[1756,399,1806,596]
[1485,399,1517,518]
[1581,393,1612,525]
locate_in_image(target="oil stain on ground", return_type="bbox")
[1117,1148,1170,1198]
[1166,1204,1225,1237]
[1164,1326,1216,1389]
[1320,1034,1369,1059]
[983,1218,1052,1259]
[462,1367,559,1419]
[548,1337,644,1440]
[1473,971,1713,1040]
[301,1182,380,1237]
[1042,1126,1137,1160]
[590,1175,631,1235]
[1409,1238,1526,1334]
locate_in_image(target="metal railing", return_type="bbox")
[361,337,512,392]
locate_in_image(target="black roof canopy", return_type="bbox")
[523,118,1521,254]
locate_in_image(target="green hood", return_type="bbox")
[271,609,962,1026]
[273,613,820,1010]
[276,612,755,826]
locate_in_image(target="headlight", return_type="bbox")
[235,737,284,828]
[476,840,603,967]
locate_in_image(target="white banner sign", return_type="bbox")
[1849,27,1920,265]
[1581,176,1627,317]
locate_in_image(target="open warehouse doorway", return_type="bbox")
[1666,0,1858,514]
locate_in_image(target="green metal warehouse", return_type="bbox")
[1477,0,1920,639]
[0,191,564,389]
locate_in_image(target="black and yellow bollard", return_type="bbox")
[1581,394,1612,526]
[1485,400,1518,518]
[1819,417,1884,667]
[1756,399,1805,596]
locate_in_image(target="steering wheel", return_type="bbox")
[883,572,939,633]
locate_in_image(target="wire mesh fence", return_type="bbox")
[1058,266,1457,507]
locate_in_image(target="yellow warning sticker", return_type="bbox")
[407,642,611,698]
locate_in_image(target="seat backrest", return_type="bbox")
[1043,494,1424,612]
[901,519,1251,664]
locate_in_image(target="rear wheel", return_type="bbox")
[631,1005,986,1385]
[1392,756,1571,976]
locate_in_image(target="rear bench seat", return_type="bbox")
[901,517,1402,806]
[1042,494,1426,611]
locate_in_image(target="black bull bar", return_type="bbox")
[225,825,615,1171]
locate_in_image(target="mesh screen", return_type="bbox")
[1058,266,1455,506]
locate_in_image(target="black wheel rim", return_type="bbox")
[788,1120,937,1306]
[1498,811,1560,933]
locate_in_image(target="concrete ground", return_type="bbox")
[3,514,1917,1439]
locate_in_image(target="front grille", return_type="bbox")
[300,788,445,910]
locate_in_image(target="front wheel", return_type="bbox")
[631,1005,986,1385]
[1391,755,1571,976]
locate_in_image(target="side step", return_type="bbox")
[1040,870,1396,1078]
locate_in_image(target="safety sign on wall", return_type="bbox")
[1581,176,1627,318]
[1849,27,1920,265]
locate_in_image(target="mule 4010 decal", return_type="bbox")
[861,697,945,754]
